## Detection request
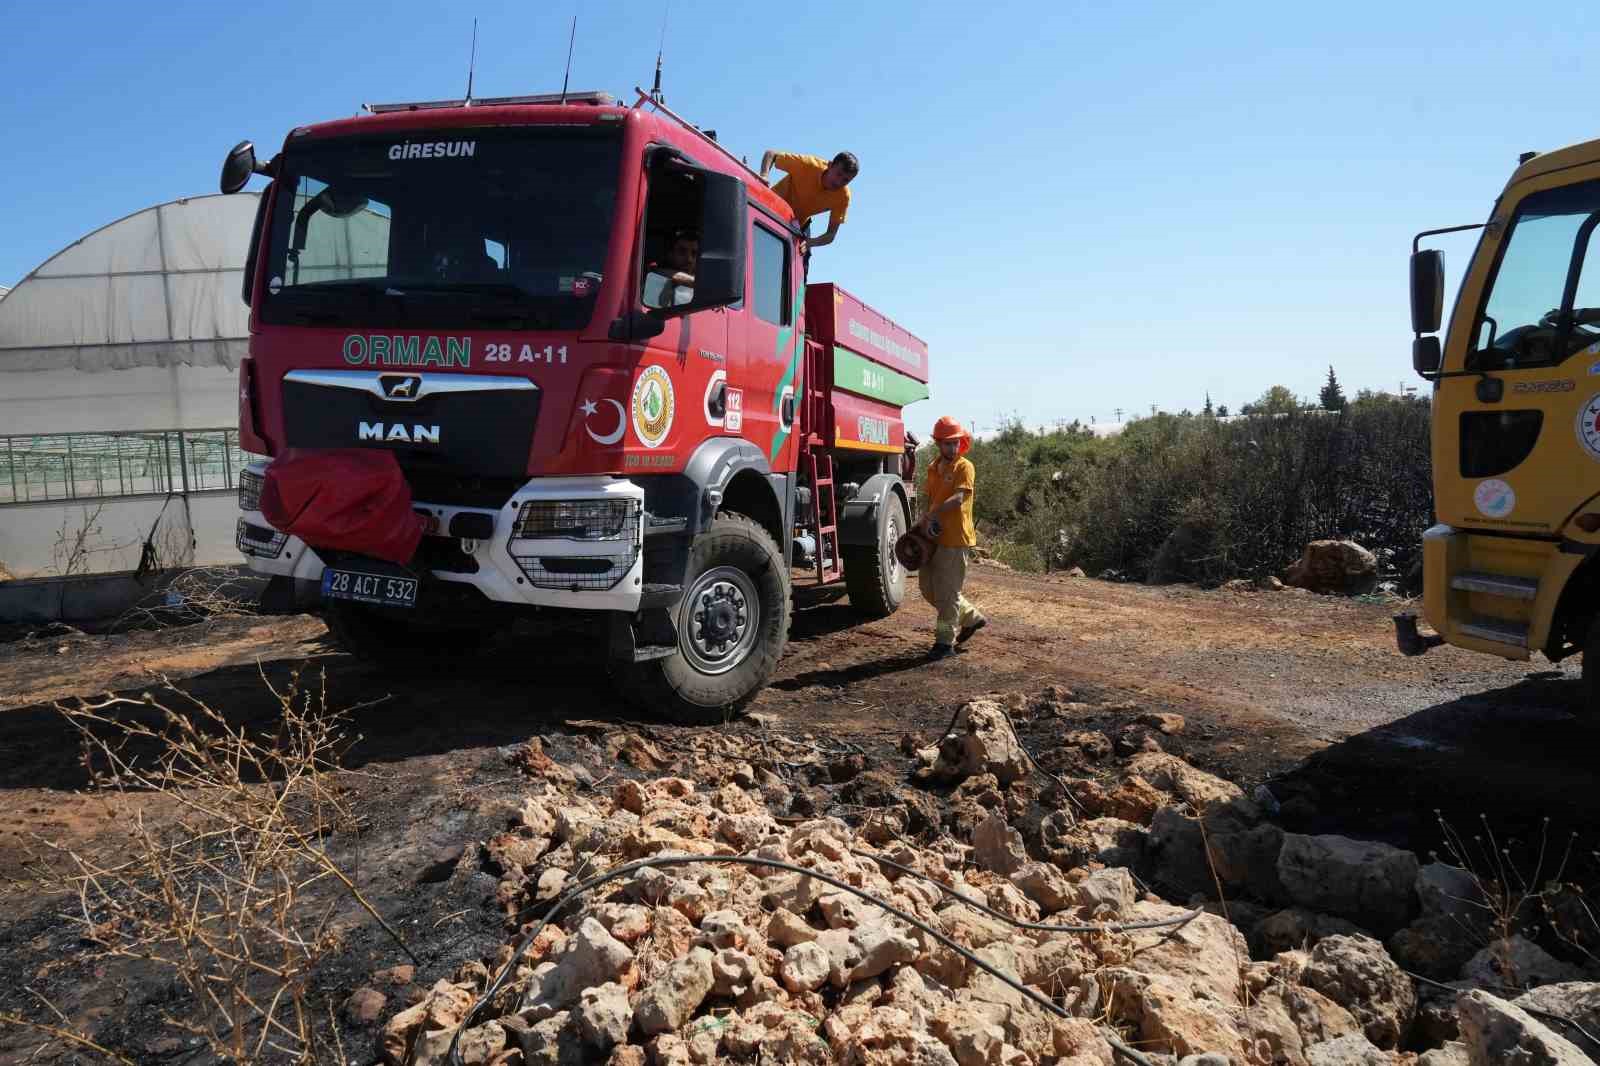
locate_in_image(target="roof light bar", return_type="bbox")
[363,91,616,114]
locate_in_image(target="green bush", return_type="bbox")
[912,394,1432,584]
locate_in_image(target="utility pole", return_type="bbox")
[1114,407,1123,423]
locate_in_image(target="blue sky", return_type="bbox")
[3,1,1597,436]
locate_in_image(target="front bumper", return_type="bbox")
[236,464,647,614]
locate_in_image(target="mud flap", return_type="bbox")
[609,586,684,663]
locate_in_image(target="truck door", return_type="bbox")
[634,166,726,458]
[741,219,803,471]
[1443,174,1600,535]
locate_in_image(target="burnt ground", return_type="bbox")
[0,566,1589,1061]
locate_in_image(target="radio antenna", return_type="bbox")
[560,14,577,103]
[651,0,670,103]
[464,18,478,105]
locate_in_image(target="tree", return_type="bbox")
[1203,392,1215,417]
[1217,403,1229,417]
[1249,385,1299,415]
[1319,366,1348,411]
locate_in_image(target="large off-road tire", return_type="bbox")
[616,512,791,724]
[843,491,908,618]
[323,601,486,671]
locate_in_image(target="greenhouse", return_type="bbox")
[0,194,260,581]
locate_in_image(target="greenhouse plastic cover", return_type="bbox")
[0,193,260,375]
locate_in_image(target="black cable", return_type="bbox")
[448,853,1170,1066]
[850,848,1202,935]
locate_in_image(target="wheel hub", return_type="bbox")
[683,570,758,675]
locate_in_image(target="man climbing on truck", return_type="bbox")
[759,149,857,258]
[920,416,986,660]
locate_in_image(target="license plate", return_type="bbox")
[321,568,417,608]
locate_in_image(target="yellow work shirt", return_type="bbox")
[771,152,850,230]
[923,456,976,549]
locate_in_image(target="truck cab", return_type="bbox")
[222,91,922,720]
[1403,138,1600,712]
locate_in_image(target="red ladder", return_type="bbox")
[807,449,843,584]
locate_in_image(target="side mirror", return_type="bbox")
[1413,336,1441,376]
[1410,248,1445,334]
[221,141,259,195]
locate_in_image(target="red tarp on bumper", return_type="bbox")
[260,449,424,565]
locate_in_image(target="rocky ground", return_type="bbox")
[0,569,1595,1064]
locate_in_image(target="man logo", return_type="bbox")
[359,422,441,444]
[381,374,423,400]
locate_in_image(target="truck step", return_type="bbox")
[1458,617,1530,648]
[1450,571,1538,600]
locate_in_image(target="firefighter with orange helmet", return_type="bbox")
[920,416,986,660]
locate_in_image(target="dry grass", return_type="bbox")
[5,670,405,1063]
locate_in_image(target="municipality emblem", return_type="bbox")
[632,365,675,449]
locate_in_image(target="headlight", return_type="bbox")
[238,469,264,513]
[511,499,639,541]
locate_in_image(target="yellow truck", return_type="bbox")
[1399,141,1600,712]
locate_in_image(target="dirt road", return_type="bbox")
[0,566,1586,871]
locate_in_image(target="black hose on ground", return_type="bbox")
[447,852,1195,1066]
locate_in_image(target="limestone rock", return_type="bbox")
[1011,861,1075,913]
[634,947,715,1037]
[1283,540,1379,596]
[973,813,1028,875]
[525,917,634,1011]
[1073,867,1137,916]
[1461,936,1586,992]
[1252,908,1367,959]
[1302,935,1417,1049]
[1387,914,1481,982]
[1276,834,1419,936]
[380,980,475,1065]
[781,940,832,993]
[1303,1032,1397,1065]
[931,699,1030,785]
[1456,989,1592,1065]
[455,1022,507,1066]
[1513,983,1600,1059]
[573,982,631,1050]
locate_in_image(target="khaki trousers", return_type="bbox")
[918,546,982,646]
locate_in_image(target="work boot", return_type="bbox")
[927,643,955,661]
[957,616,988,645]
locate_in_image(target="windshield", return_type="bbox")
[260,126,621,331]
[1471,178,1600,370]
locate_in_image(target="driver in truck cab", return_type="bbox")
[642,229,699,309]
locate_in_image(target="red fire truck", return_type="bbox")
[221,90,930,721]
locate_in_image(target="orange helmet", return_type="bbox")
[931,415,971,454]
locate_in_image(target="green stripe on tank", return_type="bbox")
[832,346,930,406]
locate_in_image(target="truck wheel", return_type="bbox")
[323,601,484,670]
[843,492,907,617]
[617,512,791,724]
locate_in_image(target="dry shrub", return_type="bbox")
[113,565,261,632]
[9,672,406,1063]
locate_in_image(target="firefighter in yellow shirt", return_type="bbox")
[919,416,986,660]
[759,149,858,256]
